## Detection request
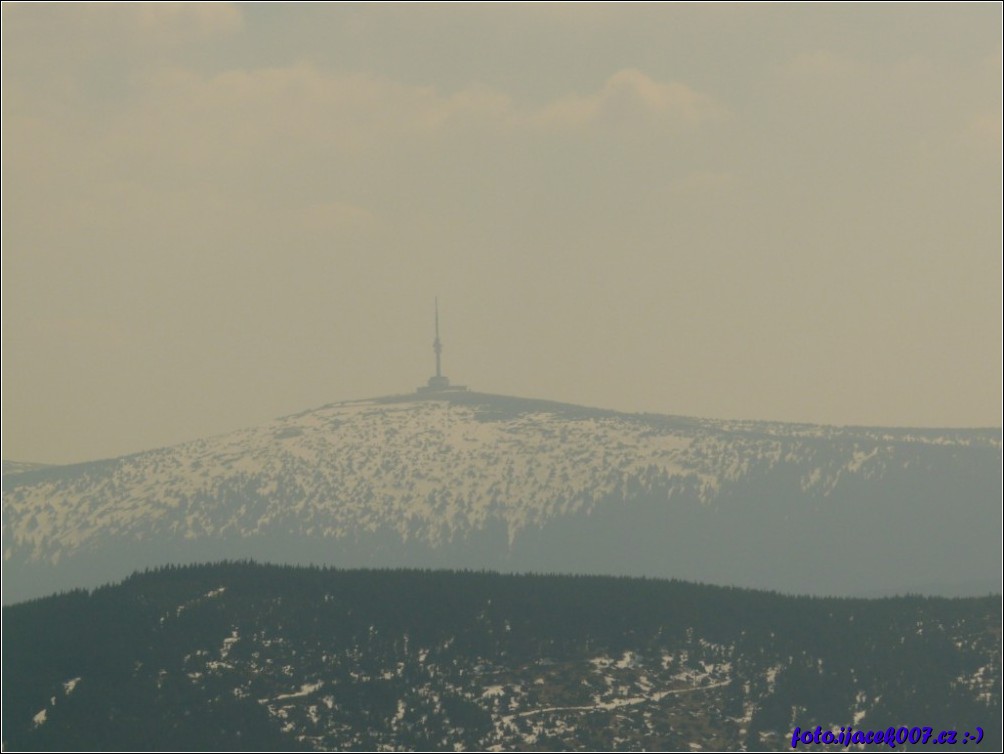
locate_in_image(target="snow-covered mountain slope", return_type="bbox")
[3,392,1001,602]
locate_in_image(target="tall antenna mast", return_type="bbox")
[417,296,465,393]
[433,297,443,378]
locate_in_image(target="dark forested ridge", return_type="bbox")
[3,562,1000,751]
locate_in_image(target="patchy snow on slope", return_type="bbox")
[4,394,997,569]
[220,629,239,660]
[273,681,324,701]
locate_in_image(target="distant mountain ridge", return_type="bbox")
[2,460,52,477]
[3,391,1001,602]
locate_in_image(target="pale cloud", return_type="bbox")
[108,64,513,166]
[132,2,243,38]
[126,64,716,159]
[762,45,1000,165]
[533,68,727,130]
[15,60,718,194]
[2,3,242,71]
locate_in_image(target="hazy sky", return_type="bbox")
[3,3,1001,464]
